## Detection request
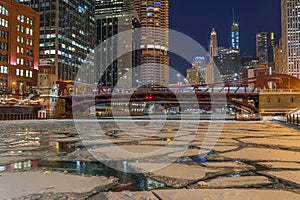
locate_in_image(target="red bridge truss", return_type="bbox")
[57,74,300,114]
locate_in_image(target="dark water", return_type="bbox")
[0,158,166,191]
[37,160,165,191]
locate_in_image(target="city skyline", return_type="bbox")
[170,0,281,57]
[169,0,281,79]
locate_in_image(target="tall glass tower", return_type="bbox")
[231,9,239,51]
[16,0,95,82]
[256,32,268,64]
[281,0,300,78]
[95,0,140,87]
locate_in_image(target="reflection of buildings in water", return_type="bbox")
[1,160,39,171]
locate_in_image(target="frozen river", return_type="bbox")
[1,118,300,199]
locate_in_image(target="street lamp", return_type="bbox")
[177,73,181,85]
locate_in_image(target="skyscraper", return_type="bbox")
[281,0,300,78]
[231,9,239,50]
[269,32,276,64]
[17,0,95,82]
[131,0,169,86]
[95,0,129,16]
[95,0,140,87]
[214,47,241,81]
[209,28,218,62]
[256,32,268,64]
[206,28,219,84]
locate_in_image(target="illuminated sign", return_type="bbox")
[195,56,205,61]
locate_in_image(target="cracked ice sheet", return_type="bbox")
[264,171,300,185]
[104,191,158,200]
[202,161,255,170]
[131,163,218,181]
[239,138,300,149]
[0,171,117,199]
[219,148,300,162]
[153,189,300,200]
[257,162,300,169]
[196,176,272,188]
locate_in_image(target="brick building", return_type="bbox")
[0,0,39,93]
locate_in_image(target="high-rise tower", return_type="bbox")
[206,28,219,84]
[209,28,218,62]
[256,32,268,64]
[16,0,95,82]
[231,9,239,50]
[269,32,276,63]
[131,0,169,86]
[95,0,140,87]
[281,0,300,78]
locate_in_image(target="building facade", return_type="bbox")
[241,56,259,79]
[0,0,39,92]
[17,0,95,82]
[214,48,241,81]
[281,0,300,78]
[185,56,207,85]
[131,0,169,86]
[275,38,285,74]
[186,68,201,85]
[256,32,268,64]
[95,0,140,87]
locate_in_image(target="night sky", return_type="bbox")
[169,0,281,79]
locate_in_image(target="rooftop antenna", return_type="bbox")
[232,8,235,24]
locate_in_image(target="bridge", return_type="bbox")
[56,74,300,116]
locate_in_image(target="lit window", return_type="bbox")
[16,68,20,76]
[0,6,9,16]
[0,65,7,74]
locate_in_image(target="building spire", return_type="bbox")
[232,8,235,24]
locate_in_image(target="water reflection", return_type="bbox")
[0,160,39,171]
[36,160,166,191]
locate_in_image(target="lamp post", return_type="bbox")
[12,81,16,94]
[177,73,180,85]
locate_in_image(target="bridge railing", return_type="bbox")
[261,89,300,93]
[69,86,261,97]
[287,114,300,126]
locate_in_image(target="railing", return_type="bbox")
[261,89,300,93]
[287,114,300,125]
[0,113,37,121]
[68,87,261,97]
